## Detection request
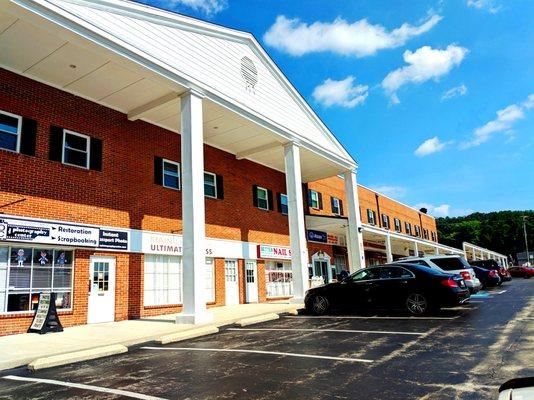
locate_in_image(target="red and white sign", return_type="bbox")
[257,244,292,260]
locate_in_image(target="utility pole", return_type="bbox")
[523,216,530,267]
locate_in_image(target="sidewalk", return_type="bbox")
[0,302,303,371]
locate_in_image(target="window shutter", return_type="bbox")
[20,117,37,156]
[276,193,282,212]
[307,189,313,207]
[89,137,103,171]
[330,197,335,213]
[154,156,163,185]
[339,200,344,216]
[318,192,323,210]
[267,189,274,211]
[216,174,224,200]
[49,126,63,162]
[252,185,258,207]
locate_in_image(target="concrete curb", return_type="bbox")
[27,344,127,371]
[156,326,219,345]
[235,313,279,327]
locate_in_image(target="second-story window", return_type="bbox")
[0,111,22,153]
[255,186,269,210]
[331,197,342,215]
[308,190,322,209]
[394,218,402,232]
[279,193,288,215]
[382,214,390,229]
[423,228,429,239]
[431,231,437,241]
[163,159,180,190]
[415,225,421,237]
[204,172,217,198]
[63,130,90,169]
[405,222,412,235]
[367,209,376,225]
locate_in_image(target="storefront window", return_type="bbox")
[0,245,74,313]
[265,261,293,297]
[143,255,215,306]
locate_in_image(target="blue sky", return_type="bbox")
[137,0,533,217]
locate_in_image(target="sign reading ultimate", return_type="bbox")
[0,216,128,250]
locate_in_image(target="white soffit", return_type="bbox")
[8,0,356,169]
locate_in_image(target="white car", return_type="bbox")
[397,255,482,294]
[499,377,534,399]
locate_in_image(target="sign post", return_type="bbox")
[28,292,63,334]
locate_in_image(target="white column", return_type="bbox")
[435,246,439,255]
[284,143,309,302]
[176,90,212,324]
[413,241,419,257]
[344,170,365,272]
[385,234,393,263]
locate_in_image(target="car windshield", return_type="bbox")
[431,257,469,271]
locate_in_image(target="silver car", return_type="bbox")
[397,255,482,294]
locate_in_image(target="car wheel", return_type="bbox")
[406,293,428,316]
[525,274,532,279]
[310,295,330,316]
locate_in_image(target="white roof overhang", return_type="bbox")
[1,0,357,182]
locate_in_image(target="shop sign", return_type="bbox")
[99,229,129,250]
[28,292,63,334]
[307,230,346,246]
[0,216,129,250]
[257,244,292,260]
[307,230,327,243]
[141,232,213,256]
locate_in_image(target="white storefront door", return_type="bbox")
[245,260,258,303]
[224,259,239,305]
[88,256,116,324]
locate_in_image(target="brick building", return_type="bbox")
[0,0,467,336]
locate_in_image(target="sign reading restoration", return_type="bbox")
[0,216,129,250]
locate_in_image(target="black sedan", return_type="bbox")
[304,263,470,316]
[470,259,512,283]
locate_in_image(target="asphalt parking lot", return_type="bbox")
[0,280,533,400]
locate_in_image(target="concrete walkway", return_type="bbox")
[0,302,303,371]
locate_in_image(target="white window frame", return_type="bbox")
[309,190,319,209]
[143,254,182,306]
[382,214,390,229]
[332,197,341,215]
[204,171,217,199]
[62,129,90,169]
[0,110,22,154]
[280,193,288,215]
[162,159,181,190]
[415,226,421,237]
[0,245,75,314]
[367,209,376,225]
[256,186,269,211]
[394,218,401,232]
[405,222,412,235]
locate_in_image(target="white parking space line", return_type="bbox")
[227,328,425,336]
[494,290,507,295]
[141,346,373,363]
[285,315,459,320]
[2,375,166,400]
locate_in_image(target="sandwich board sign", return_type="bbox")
[28,292,63,334]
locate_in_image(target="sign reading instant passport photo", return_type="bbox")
[0,216,129,251]
[28,292,63,334]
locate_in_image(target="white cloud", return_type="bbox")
[461,94,534,149]
[414,136,452,156]
[441,84,468,101]
[382,45,468,103]
[414,203,473,218]
[153,0,226,15]
[370,185,407,199]
[263,14,442,57]
[312,76,368,108]
[467,0,502,13]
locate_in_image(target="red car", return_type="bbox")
[508,266,534,279]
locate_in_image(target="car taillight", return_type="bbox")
[441,278,458,288]
[460,271,471,280]
[489,270,497,277]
